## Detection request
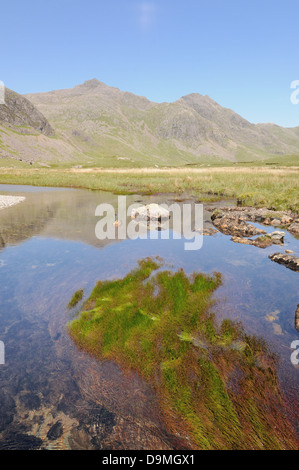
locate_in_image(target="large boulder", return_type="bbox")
[131,204,170,222]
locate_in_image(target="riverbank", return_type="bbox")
[0,166,298,212]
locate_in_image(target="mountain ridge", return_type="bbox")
[0,79,298,166]
[26,79,299,165]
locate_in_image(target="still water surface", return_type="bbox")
[0,185,298,449]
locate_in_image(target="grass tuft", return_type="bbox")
[68,289,84,309]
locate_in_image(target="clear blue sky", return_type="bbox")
[2,0,299,127]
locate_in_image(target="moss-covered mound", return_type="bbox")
[69,258,297,450]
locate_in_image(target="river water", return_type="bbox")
[0,185,298,449]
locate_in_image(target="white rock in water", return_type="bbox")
[270,231,285,238]
[131,203,170,221]
[269,231,285,243]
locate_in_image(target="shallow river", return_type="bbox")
[0,185,298,449]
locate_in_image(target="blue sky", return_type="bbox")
[2,0,299,127]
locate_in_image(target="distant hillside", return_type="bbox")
[25,79,299,166]
[1,79,299,166]
[0,88,83,165]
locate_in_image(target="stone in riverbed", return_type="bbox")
[231,236,254,246]
[232,231,284,248]
[131,204,170,221]
[289,223,299,234]
[212,213,266,237]
[269,253,299,272]
[269,231,285,244]
[47,421,63,441]
[196,227,218,236]
[210,209,225,220]
[232,235,273,248]
[270,219,282,226]
[281,216,293,225]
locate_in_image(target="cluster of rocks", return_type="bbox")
[208,206,299,250]
[211,211,267,237]
[210,208,270,247]
[209,206,299,236]
[209,206,299,270]
[208,205,299,334]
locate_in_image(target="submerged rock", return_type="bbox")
[231,236,255,246]
[289,223,299,234]
[231,230,285,249]
[269,253,299,272]
[47,421,64,441]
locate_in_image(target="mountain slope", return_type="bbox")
[1,79,299,166]
[25,79,299,166]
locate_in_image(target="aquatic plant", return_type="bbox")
[69,258,297,449]
[68,289,84,309]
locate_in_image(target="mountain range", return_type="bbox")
[0,78,298,166]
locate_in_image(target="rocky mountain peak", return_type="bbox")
[80,78,102,89]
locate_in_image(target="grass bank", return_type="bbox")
[0,166,298,212]
[69,258,297,450]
